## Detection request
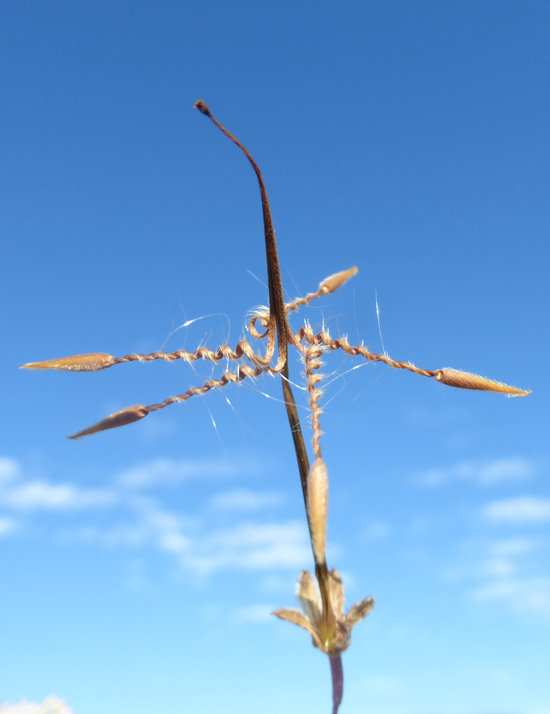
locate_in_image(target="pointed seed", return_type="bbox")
[319,267,358,295]
[307,458,329,566]
[68,404,149,440]
[434,368,531,396]
[21,353,116,372]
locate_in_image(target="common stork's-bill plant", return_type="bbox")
[22,100,530,713]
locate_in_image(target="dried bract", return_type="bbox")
[273,569,375,656]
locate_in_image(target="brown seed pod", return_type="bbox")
[21,353,116,372]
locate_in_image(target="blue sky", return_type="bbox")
[1,2,549,713]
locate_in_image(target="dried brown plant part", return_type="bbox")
[194,99,291,372]
[434,368,531,396]
[20,100,531,714]
[21,341,262,373]
[249,266,359,335]
[68,363,264,439]
[304,341,325,460]
[292,327,531,396]
[307,457,329,567]
[289,265,359,315]
[273,569,375,714]
[195,101,351,711]
[21,353,116,371]
[20,268,357,375]
[68,404,149,439]
[193,101,315,511]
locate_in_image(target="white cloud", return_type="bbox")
[1,454,308,579]
[482,496,550,523]
[0,457,116,512]
[414,457,535,487]
[183,520,310,576]
[478,538,540,579]
[74,497,192,554]
[133,497,192,554]
[490,537,538,557]
[0,481,115,510]
[0,516,18,537]
[443,536,548,616]
[0,697,72,714]
[446,535,550,620]
[0,456,20,485]
[84,500,310,576]
[479,556,516,578]
[74,523,149,548]
[472,576,550,618]
[209,488,283,511]
[232,603,276,623]
[159,530,190,553]
[116,456,259,489]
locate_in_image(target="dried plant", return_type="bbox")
[21,101,531,713]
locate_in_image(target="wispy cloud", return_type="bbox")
[1,455,310,579]
[0,456,20,485]
[232,603,277,623]
[445,537,531,582]
[444,535,550,620]
[72,493,309,577]
[0,516,18,537]
[482,496,550,523]
[0,482,115,510]
[414,457,536,487]
[0,456,116,512]
[73,496,193,553]
[116,456,260,489]
[480,537,540,578]
[450,537,540,580]
[472,576,550,619]
[208,488,283,511]
[182,520,310,575]
[0,697,72,714]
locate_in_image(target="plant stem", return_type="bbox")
[195,96,336,670]
[330,655,344,714]
[194,100,310,503]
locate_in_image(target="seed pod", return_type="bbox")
[319,267,358,295]
[21,353,116,372]
[307,457,329,565]
[68,404,149,440]
[434,368,531,396]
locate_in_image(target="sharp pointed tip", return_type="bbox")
[194,99,210,115]
[510,388,532,398]
[66,405,149,441]
[67,426,95,439]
